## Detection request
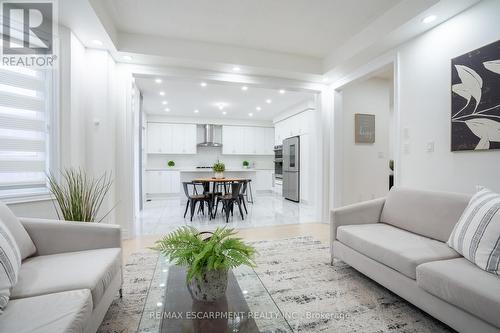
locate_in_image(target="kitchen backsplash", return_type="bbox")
[147,146,274,169]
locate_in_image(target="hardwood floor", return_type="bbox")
[122,223,330,263]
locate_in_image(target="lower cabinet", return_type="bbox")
[145,170,180,194]
[254,170,274,191]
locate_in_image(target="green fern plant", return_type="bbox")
[151,226,256,282]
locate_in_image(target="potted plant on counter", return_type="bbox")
[168,160,175,168]
[152,226,256,302]
[212,161,225,179]
[242,160,250,169]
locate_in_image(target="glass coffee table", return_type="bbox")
[138,256,292,333]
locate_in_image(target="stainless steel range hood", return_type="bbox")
[197,124,222,147]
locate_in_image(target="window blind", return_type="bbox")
[0,66,49,197]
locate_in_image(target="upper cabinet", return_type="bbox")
[274,110,314,145]
[222,125,274,155]
[147,123,197,154]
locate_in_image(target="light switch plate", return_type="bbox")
[426,141,435,152]
[403,128,410,140]
[404,143,410,154]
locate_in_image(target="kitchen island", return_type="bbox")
[145,168,274,197]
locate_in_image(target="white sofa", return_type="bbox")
[331,187,500,333]
[0,203,122,333]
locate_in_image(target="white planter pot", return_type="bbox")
[214,172,224,179]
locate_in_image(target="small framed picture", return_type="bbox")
[355,113,375,143]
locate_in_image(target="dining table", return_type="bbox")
[191,177,248,218]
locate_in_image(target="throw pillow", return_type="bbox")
[0,202,36,260]
[0,219,22,313]
[448,187,500,274]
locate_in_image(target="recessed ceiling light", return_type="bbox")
[155,78,162,84]
[222,111,227,115]
[123,55,132,61]
[232,66,241,72]
[200,82,207,87]
[164,108,170,112]
[241,86,248,91]
[216,102,227,110]
[279,89,285,94]
[422,15,437,24]
[194,109,199,113]
[162,101,168,105]
[92,39,103,46]
[266,99,272,104]
[248,113,253,117]
[159,91,165,96]
[256,106,262,111]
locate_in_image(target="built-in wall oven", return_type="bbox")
[274,145,283,179]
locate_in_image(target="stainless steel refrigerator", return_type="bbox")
[283,136,300,202]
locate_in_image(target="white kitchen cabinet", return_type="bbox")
[274,110,314,143]
[147,123,164,153]
[145,170,180,194]
[222,126,274,155]
[255,170,274,191]
[243,127,257,154]
[147,123,197,154]
[264,128,275,154]
[222,126,239,154]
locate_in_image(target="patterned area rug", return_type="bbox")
[98,237,453,333]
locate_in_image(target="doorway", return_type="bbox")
[334,63,397,206]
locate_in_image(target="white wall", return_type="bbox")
[340,78,392,205]
[398,0,500,193]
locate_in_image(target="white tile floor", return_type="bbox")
[134,192,320,236]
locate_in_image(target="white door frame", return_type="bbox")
[329,51,401,208]
[123,64,330,231]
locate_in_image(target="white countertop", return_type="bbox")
[146,168,273,172]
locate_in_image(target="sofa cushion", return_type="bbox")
[337,223,460,279]
[448,187,500,274]
[10,248,121,308]
[0,289,92,333]
[417,258,500,329]
[0,219,21,312]
[380,187,470,242]
[0,202,36,260]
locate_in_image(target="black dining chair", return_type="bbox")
[182,182,212,221]
[192,181,211,215]
[238,180,249,214]
[214,182,244,223]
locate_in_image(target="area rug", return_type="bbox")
[98,237,453,333]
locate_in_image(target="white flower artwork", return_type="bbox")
[451,40,500,151]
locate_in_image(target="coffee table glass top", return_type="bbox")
[138,255,292,333]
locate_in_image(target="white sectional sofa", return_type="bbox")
[0,203,122,333]
[331,187,500,333]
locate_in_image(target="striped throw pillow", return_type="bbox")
[0,219,21,313]
[447,187,500,274]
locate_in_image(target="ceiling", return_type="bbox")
[102,0,401,59]
[60,0,481,82]
[136,77,313,121]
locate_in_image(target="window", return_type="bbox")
[0,66,56,199]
